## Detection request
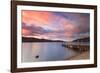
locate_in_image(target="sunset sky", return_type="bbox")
[22,10,90,41]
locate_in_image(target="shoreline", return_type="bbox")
[67,51,90,60]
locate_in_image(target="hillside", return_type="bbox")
[22,37,64,42]
[73,37,90,42]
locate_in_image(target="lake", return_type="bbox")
[22,42,77,62]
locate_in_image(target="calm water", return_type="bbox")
[22,42,77,62]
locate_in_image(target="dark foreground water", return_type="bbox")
[22,42,77,62]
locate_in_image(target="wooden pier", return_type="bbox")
[62,43,90,53]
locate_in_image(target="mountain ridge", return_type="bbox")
[22,37,64,42]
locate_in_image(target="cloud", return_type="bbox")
[22,22,44,36]
[22,11,90,41]
[22,10,53,27]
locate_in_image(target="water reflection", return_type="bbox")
[22,42,77,62]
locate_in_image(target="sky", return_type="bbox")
[22,10,90,41]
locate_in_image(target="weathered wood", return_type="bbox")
[62,44,90,53]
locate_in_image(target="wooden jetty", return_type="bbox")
[62,43,90,53]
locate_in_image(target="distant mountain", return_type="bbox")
[72,37,90,42]
[22,37,64,42]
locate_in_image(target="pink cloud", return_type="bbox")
[22,29,32,36]
[22,11,53,27]
[22,11,89,41]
